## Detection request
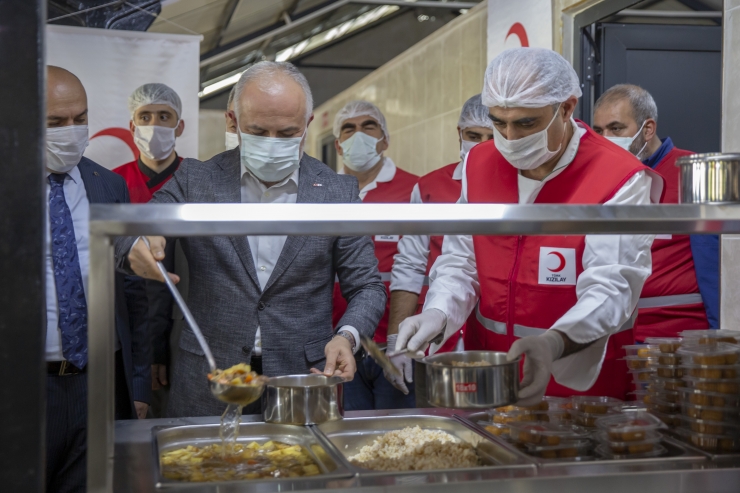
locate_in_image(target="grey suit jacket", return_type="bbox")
[115,149,386,417]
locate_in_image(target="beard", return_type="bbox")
[629,133,648,160]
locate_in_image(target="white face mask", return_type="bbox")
[239,130,304,183]
[493,105,562,170]
[225,131,239,151]
[606,120,647,158]
[340,131,383,172]
[46,125,89,173]
[459,132,479,162]
[134,124,177,161]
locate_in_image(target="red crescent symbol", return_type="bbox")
[506,22,529,48]
[91,127,139,159]
[547,252,566,273]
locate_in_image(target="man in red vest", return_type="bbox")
[113,83,185,415]
[593,84,718,339]
[113,83,185,203]
[331,100,419,409]
[395,48,664,405]
[385,94,493,394]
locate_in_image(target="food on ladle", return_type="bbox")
[208,363,261,386]
[160,441,321,482]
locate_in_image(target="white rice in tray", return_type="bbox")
[348,426,480,471]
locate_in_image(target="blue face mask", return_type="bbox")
[239,130,305,183]
[340,131,383,172]
[606,120,648,158]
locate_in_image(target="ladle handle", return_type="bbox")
[140,236,217,373]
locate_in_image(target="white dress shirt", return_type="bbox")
[390,161,464,294]
[241,166,360,354]
[424,119,656,390]
[45,166,91,361]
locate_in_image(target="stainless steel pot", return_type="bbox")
[677,153,740,203]
[262,374,344,425]
[421,351,519,409]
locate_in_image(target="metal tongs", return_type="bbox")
[360,333,443,378]
[140,237,266,407]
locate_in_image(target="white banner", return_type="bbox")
[47,25,201,170]
[487,0,553,63]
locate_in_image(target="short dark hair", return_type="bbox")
[595,84,658,124]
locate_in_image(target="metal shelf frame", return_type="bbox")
[88,202,740,492]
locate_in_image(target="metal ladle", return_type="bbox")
[139,237,267,407]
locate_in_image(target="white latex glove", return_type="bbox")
[384,334,412,395]
[507,330,565,407]
[396,308,447,354]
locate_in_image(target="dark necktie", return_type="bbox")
[48,173,88,369]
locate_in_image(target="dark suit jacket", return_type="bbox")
[115,149,386,417]
[78,157,151,412]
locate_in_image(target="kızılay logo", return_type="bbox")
[455,382,478,393]
[538,247,577,286]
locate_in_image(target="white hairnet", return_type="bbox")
[482,48,582,109]
[458,94,492,130]
[332,100,389,142]
[128,83,182,119]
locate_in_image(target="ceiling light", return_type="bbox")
[199,72,243,97]
[200,5,399,98]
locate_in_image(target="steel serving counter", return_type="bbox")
[114,409,740,493]
[90,203,740,492]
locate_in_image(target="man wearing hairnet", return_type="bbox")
[593,84,718,339]
[385,94,493,395]
[114,83,185,203]
[394,48,664,405]
[331,100,419,410]
[114,83,186,416]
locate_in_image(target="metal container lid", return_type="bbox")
[676,153,740,166]
[422,350,515,367]
[266,374,344,388]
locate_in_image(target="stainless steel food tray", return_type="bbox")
[464,412,705,468]
[311,414,537,484]
[152,422,355,488]
[664,429,740,462]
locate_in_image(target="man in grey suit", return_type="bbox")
[117,61,386,418]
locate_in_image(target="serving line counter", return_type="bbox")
[90,203,740,492]
[114,409,740,493]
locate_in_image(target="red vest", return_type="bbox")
[464,124,661,400]
[635,147,709,341]
[332,166,419,343]
[416,162,464,352]
[113,157,182,203]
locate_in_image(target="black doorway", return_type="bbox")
[586,23,721,153]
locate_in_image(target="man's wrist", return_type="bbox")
[335,330,355,351]
[545,330,566,360]
[337,326,361,353]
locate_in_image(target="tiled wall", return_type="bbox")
[305,2,488,177]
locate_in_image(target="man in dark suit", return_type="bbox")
[45,66,151,493]
[117,61,387,418]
